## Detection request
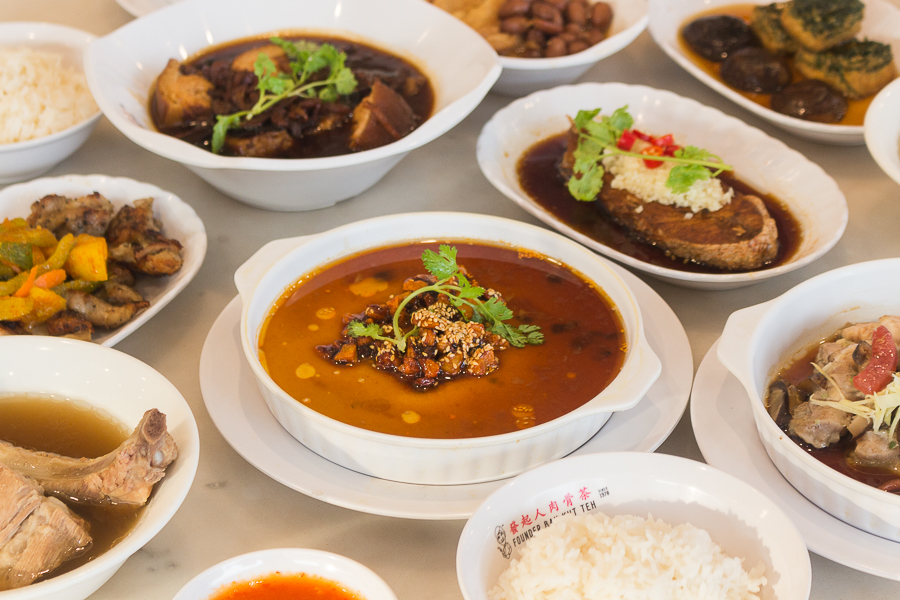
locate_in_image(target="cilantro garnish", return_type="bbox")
[210,37,358,154]
[347,245,543,351]
[566,106,733,201]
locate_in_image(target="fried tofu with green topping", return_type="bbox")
[751,4,799,55]
[795,39,897,99]
[780,0,864,52]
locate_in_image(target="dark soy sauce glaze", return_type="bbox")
[517,132,801,274]
[774,341,900,490]
[153,33,434,158]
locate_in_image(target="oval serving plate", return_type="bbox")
[865,77,900,188]
[477,82,847,290]
[648,0,900,146]
[0,174,207,346]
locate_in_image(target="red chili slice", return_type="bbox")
[663,144,682,157]
[616,129,637,151]
[640,145,665,169]
[632,129,654,142]
[653,134,675,147]
[853,325,898,395]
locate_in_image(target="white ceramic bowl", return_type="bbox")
[235,212,661,485]
[491,0,648,97]
[718,258,900,542]
[478,82,847,290]
[0,336,199,600]
[83,0,500,211]
[0,23,101,183]
[172,548,397,600]
[457,452,811,600]
[865,77,900,187]
[0,174,207,347]
[648,0,900,145]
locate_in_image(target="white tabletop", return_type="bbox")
[2,1,900,598]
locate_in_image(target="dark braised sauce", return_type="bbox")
[518,132,801,274]
[152,34,434,158]
[259,241,626,439]
[0,396,144,579]
[773,341,900,489]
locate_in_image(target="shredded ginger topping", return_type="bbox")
[602,142,734,214]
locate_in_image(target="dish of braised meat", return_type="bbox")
[150,33,434,158]
[258,241,626,439]
[767,316,900,493]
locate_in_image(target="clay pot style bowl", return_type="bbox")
[235,212,661,485]
[719,258,900,541]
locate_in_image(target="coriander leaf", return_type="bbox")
[567,163,604,201]
[455,285,485,300]
[519,324,544,345]
[333,67,358,96]
[573,108,601,129]
[255,54,292,95]
[347,321,385,339]
[605,105,633,135]
[479,296,513,323]
[422,245,457,280]
[211,113,245,154]
[497,323,526,348]
[667,164,711,194]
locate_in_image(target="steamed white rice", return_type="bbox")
[489,513,766,600]
[0,47,98,144]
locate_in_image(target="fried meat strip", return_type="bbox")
[26,193,114,238]
[106,198,183,277]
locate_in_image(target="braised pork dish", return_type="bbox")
[520,106,799,273]
[150,34,433,158]
[258,241,626,439]
[0,397,177,590]
[680,1,897,125]
[767,316,900,493]
[0,194,183,341]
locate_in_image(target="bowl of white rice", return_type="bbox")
[0,22,101,183]
[457,452,811,600]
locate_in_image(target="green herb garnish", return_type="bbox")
[210,37,358,154]
[566,106,733,202]
[347,245,544,351]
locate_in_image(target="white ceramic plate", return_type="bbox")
[199,258,692,520]
[648,0,900,145]
[865,77,900,187]
[477,82,847,290]
[0,174,207,347]
[691,340,900,580]
[457,452,810,600]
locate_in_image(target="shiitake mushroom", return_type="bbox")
[720,47,792,94]
[770,79,848,123]
[682,15,758,62]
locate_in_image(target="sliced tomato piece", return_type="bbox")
[854,325,898,395]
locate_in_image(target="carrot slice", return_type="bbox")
[33,269,67,290]
[13,267,38,298]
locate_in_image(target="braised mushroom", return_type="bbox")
[720,47,792,94]
[770,80,848,123]
[682,15,758,62]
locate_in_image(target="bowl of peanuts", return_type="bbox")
[429,0,648,96]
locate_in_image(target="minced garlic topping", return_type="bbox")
[602,143,734,214]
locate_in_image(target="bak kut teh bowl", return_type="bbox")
[718,258,900,541]
[235,213,661,485]
[0,336,199,600]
